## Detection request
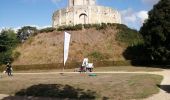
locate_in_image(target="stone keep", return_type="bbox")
[52,0,121,28]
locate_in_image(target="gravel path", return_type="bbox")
[0,70,170,100]
[0,94,8,100]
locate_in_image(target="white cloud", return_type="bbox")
[121,8,148,29]
[142,0,159,5]
[121,8,137,23]
[120,0,160,29]
[0,28,3,32]
[137,11,148,23]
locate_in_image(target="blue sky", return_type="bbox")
[0,0,159,31]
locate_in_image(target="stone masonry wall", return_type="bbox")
[52,5,121,28]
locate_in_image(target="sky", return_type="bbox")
[0,0,160,31]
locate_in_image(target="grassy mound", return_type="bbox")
[13,24,143,65]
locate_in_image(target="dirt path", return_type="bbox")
[0,70,170,100]
[0,94,8,100]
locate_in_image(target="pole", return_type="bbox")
[63,33,65,72]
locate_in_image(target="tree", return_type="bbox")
[0,29,19,64]
[140,0,170,61]
[0,31,9,52]
[17,26,38,42]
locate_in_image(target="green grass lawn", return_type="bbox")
[0,73,163,100]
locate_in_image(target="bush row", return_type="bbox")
[57,23,121,31]
[2,60,169,71]
[39,27,56,33]
[0,61,133,71]
[57,24,83,31]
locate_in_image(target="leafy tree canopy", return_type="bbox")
[0,29,19,64]
[17,26,38,42]
[140,0,170,61]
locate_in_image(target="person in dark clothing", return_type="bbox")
[6,63,12,76]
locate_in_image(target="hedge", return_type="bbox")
[0,61,132,71]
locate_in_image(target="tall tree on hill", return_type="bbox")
[140,0,170,61]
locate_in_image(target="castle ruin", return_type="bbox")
[52,0,121,28]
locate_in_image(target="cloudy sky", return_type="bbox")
[0,0,159,31]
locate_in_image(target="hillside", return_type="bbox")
[13,25,142,65]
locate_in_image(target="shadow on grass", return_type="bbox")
[157,85,170,93]
[2,84,98,100]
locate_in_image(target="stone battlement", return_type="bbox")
[52,0,121,28]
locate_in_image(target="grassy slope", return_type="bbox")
[13,24,143,65]
[13,27,127,65]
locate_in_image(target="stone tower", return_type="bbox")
[68,0,96,6]
[52,0,121,28]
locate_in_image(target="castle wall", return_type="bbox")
[68,0,96,7]
[53,5,121,28]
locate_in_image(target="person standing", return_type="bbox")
[6,63,13,76]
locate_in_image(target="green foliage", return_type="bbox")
[0,29,19,52]
[83,24,93,29]
[17,26,38,42]
[58,23,109,31]
[0,50,13,65]
[39,27,56,33]
[123,44,146,61]
[57,24,83,31]
[116,24,144,46]
[0,29,19,64]
[140,0,170,61]
[84,23,107,30]
[0,31,9,52]
[0,61,132,71]
[96,23,107,30]
[115,24,145,64]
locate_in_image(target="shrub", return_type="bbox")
[57,24,83,31]
[0,51,13,65]
[17,26,38,43]
[74,24,83,30]
[84,24,93,29]
[58,23,110,31]
[96,23,107,30]
[39,27,56,33]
